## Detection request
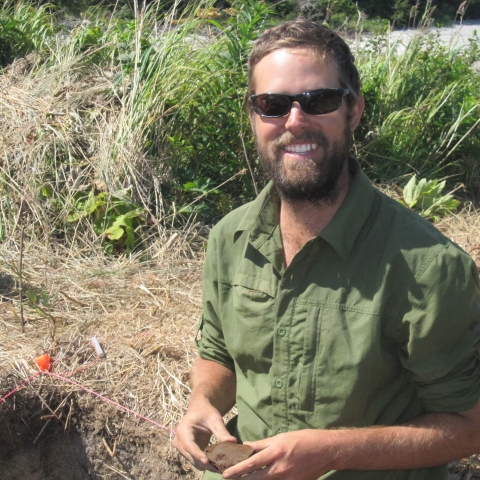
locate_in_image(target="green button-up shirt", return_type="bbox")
[197,159,480,480]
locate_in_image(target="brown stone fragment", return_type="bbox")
[205,442,255,472]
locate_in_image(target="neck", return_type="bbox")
[279,161,353,267]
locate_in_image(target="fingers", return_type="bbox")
[223,448,272,479]
[173,408,237,472]
[174,437,220,472]
[243,438,271,451]
[209,422,238,444]
[174,417,213,470]
[173,426,207,470]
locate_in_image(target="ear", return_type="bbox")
[348,94,365,131]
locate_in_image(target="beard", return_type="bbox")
[255,127,353,204]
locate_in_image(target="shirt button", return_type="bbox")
[278,326,286,337]
[275,379,283,388]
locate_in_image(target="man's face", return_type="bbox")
[250,48,364,203]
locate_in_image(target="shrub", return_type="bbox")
[356,27,480,193]
[0,1,55,67]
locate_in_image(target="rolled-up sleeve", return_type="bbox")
[196,233,235,371]
[396,244,480,412]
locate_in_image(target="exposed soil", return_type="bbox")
[0,386,193,480]
[0,208,479,479]
[0,245,202,480]
[2,385,480,480]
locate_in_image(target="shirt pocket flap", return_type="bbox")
[233,271,276,298]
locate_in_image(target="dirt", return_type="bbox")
[0,386,195,480]
[1,391,480,480]
[205,443,254,473]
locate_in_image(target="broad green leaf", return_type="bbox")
[402,175,418,207]
[27,289,37,304]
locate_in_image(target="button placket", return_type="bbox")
[271,270,296,435]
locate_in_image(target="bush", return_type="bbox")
[0,1,55,67]
[356,27,480,194]
[1,0,479,254]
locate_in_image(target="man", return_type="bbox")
[173,19,480,480]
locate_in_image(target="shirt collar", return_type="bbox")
[234,158,375,262]
[235,181,283,271]
[319,158,375,260]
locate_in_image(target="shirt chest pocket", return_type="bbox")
[226,272,276,371]
[292,303,323,412]
[294,303,398,422]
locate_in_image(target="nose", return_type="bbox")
[284,101,310,133]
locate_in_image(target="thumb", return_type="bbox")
[209,418,237,444]
[243,438,271,452]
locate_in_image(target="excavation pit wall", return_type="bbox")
[0,387,189,480]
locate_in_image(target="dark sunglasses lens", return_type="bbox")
[303,90,344,114]
[254,94,290,117]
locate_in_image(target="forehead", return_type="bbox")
[251,48,340,94]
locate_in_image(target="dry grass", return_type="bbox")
[0,203,479,478]
[0,46,173,250]
[436,202,480,267]
[0,233,205,478]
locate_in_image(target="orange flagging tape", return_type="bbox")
[34,353,52,372]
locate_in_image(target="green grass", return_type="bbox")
[0,0,479,253]
[355,26,480,192]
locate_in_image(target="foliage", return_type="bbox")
[356,26,480,193]
[166,0,274,220]
[0,0,274,252]
[269,0,480,27]
[67,190,146,251]
[0,1,55,67]
[399,175,461,221]
[1,0,479,257]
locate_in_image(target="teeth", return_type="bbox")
[284,143,318,153]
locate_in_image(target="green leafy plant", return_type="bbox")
[177,178,220,215]
[399,175,460,221]
[0,1,55,66]
[357,23,480,193]
[67,190,146,251]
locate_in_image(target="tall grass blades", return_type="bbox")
[1,0,479,255]
[166,1,274,219]
[356,27,480,194]
[0,1,55,67]
[0,0,272,253]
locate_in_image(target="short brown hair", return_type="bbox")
[248,19,361,108]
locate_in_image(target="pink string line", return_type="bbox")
[0,359,99,404]
[0,372,42,404]
[0,369,175,435]
[46,371,175,434]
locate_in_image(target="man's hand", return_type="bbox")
[173,357,237,472]
[222,399,480,479]
[173,401,237,472]
[222,430,334,480]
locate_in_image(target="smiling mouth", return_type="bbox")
[284,143,318,153]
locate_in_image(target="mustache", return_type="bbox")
[271,131,329,149]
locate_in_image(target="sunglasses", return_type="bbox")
[249,88,350,118]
